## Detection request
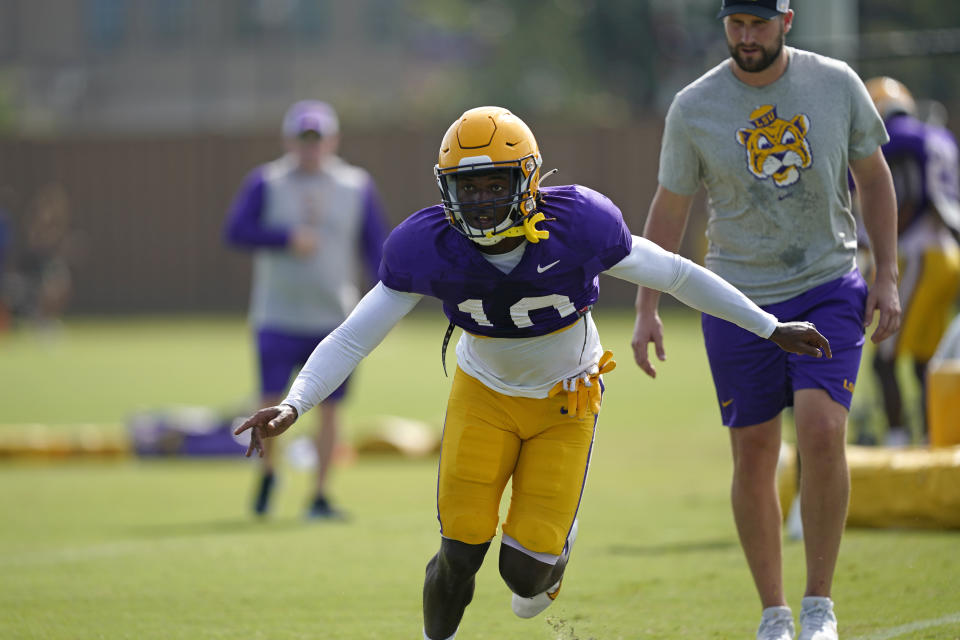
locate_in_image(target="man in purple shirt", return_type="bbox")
[234,106,830,639]
[224,100,389,518]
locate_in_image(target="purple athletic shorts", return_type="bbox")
[256,328,349,400]
[701,269,867,427]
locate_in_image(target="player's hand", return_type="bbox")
[863,270,901,343]
[233,404,299,458]
[290,227,319,258]
[769,322,832,358]
[631,311,665,378]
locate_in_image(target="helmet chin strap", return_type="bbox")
[470,233,505,247]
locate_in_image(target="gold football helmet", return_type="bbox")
[865,76,916,120]
[435,106,548,245]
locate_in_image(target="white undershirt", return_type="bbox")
[481,239,527,273]
[282,235,778,417]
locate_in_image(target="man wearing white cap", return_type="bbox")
[224,100,389,519]
[632,2,901,639]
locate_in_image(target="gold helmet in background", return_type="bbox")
[865,76,917,120]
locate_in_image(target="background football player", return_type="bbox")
[862,77,960,446]
[224,100,390,518]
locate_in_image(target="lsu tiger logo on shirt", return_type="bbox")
[736,105,812,188]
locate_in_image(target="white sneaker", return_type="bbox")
[511,577,563,619]
[511,519,578,619]
[798,597,838,640]
[757,606,795,640]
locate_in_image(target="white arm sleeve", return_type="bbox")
[605,236,778,338]
[282,282,423,418]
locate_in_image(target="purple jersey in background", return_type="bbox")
[882,113,960,235]
[379,185,632,339]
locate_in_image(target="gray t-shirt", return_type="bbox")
[658,47,888,305]
[252,155,372,332]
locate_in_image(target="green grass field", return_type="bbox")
[1,309,958,639]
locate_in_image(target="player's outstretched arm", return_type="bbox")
[609,238,831,367]
[768,322,832,359]
[233,404,299,458]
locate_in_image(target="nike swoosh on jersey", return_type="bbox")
[721,398,734,407]
[537,260,560,273]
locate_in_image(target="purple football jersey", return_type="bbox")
[883,113,960,234]
[379,185,632,338]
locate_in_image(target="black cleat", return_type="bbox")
[306,494,346,520]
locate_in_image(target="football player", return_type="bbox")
[234,106,830,640]
[863,77,960,446]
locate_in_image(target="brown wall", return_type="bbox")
[0,119,705,314]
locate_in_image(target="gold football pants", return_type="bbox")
[437,367,599,557]
[879,243,960,361]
